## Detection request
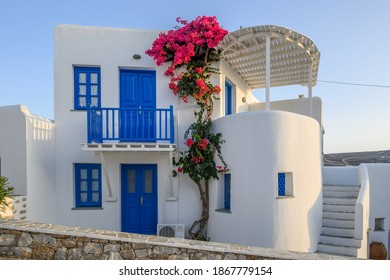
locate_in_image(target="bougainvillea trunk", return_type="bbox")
[188,181,209,239]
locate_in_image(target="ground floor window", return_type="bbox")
[74,163,102,207]
[224,173,231,210]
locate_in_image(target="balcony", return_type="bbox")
[86,106,174,145]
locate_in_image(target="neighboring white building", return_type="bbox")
[0,105,55,223]
[2,23,388,258]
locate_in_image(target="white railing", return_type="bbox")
[355,164,370,258]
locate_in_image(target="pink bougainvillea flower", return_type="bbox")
[195,67,203,74]
[217,166,222,169]
[197,138,209,150]
[178,167,183,173]
[169,81,179,94]
[191,156,202,164]
[212,85,221,94]
[164,67,175,77]
[185,138,194,147]
[196,79,209,97]
[182,95,188,103]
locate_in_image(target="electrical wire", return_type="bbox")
[318,80,390,88]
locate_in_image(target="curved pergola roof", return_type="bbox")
[219,25,321,89]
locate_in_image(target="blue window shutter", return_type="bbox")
[225,82,232,115]
[224,174,231,210]
[74,67,101,110]
[278,173,286,196]
[75,163,102,207]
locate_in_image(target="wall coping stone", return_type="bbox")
[0,219,357,260]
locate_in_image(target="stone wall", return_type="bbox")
[0,219,352,260]
[0,196,27,220]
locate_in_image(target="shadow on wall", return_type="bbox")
[306,187,322,253]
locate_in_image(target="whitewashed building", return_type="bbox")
[1,23,389,258]
[0,105,55,222]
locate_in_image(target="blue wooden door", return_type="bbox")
[120,70,156,141]
[121,164,158,234]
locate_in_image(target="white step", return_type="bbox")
[323,211,355,220]
[323,197,357,206]
[317,243,358,257]
[319,235,361,247]
[323,185,359,192]
[322,218,355,228]
[323,190,358,198]
[322,226,355,238]
[323,204,355,213]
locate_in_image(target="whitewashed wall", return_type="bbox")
[25,110,56,223]
[249,97,323,129]
[0,105,28,196]
[322,166,359,186]
[0,105,55,223]
[364,164,390,259]
[208,111,322,252]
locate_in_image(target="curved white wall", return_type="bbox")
[208,111,322,252]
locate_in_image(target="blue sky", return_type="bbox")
[1,0,389,153]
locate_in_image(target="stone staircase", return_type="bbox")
[317,185,361,257]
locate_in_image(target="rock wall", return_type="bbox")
[0,219,351,260]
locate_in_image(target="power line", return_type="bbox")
[318,80,390,88]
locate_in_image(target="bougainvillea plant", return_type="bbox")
[146,16,228,239]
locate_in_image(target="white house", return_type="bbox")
[0,105,55,222]
[1,23,389,259]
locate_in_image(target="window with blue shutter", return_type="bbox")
[74,67,101,110]
[224,173,231,210]
[278,173,286,196]
[75,163,102,207]
[225,81,232,116]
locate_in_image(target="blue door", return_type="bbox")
[121,164,158,234]
[120,70,156,141]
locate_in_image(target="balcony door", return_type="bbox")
[120,69,156,141]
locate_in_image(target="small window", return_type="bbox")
[375,218,385,231]
[74,67,101,110]
[278,173,286,196]
[278,172,293,197]
[225,81,232,116]
[224,174,231,210]
[75,163,102,207]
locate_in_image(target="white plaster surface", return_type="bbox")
[208,110,322,252]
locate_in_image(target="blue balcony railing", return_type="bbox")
[87,106,174,144]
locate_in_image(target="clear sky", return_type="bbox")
[1,0,389,153]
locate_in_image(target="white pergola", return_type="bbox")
[219,25,320,116]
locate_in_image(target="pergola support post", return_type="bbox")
[308,63,313,117]
[265,34,271,111]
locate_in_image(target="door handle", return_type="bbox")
[139,106,142,115]
[140,196,144,205]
